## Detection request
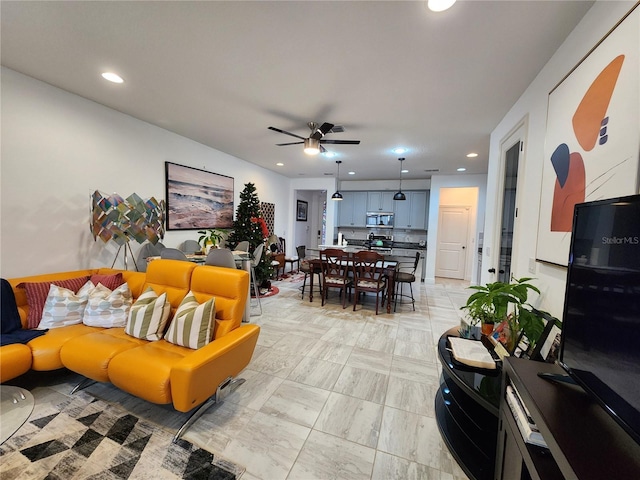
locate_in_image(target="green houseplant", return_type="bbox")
[460,277,547,353]
[197,229,225,252]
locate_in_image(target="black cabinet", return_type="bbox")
[496,358,640,480]
[436,328,502,480]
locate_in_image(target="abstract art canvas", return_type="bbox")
[536,5,640,266]
[165,162,234,230]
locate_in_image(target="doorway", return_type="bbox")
[435,206,470,279]
[494,124,525,283]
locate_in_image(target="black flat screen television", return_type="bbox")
[559,193,640,445]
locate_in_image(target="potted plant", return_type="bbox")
[460,277,547,353]
[197,229,225,253]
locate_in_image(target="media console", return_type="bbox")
[496,357,640,479]
[435,328,501,480]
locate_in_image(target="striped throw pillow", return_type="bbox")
[164,291,215,350]
[125,287,171,340]
[39,280,94,329]
[83,282,132,328]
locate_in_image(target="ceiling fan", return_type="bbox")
[268,122,360,155]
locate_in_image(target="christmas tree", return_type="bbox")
[227,182,272,285]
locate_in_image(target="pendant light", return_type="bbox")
[331,160,343,200]
[393,157,407,201]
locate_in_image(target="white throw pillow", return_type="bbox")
[38,280,94,329]
[83,282,132,328]
[125,287,171,341]
[164,291,215,349]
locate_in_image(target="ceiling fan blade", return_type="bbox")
[320,139,361,145]
[276,141,304,146]
[311,122,335,140]
[320,144,327,153]
[268,126,306,140]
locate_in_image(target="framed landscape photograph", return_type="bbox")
[165,162,234,230]
[296,200,308,222]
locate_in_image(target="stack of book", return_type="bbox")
[505,385,548,448]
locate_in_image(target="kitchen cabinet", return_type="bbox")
[394,191,428,229]
[367,191,395,212]
[338,191,367,227]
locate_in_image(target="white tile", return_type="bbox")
[333,365,389,404]
[259,380,330,428]
[314,392,384,448]
[287,356,344,390]
[372,451,440,480]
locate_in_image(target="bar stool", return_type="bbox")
[394,252,420,312]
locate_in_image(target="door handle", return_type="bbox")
[499,269,505,274]
[488,268,496,273]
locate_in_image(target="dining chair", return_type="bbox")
[160,248,189,261]
[279,237,300,274]
[394,251,420,312]
[250,243,264,315]
[205,248,237,269]
[352,250,387,315]
[320,248,352,309]
[180,239,201,254]
[136,242,162,272]
[235,241,250,252]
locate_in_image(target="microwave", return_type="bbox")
[366,212,394,228]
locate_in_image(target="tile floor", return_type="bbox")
[12,274,473,480]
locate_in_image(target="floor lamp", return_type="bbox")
[91,191,165,270]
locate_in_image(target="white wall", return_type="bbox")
[484,1,638,318]
[0,68,291,277]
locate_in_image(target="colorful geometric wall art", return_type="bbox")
[536,6,639,266]
[91,191,165,246]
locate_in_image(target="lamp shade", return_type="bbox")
[332,191,343,200]
[332,160,343,200]
[393,157,406,201]
[304,138,320,155]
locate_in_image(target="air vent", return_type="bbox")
[330,125,345,133]
[324,173,333,176]
[424,168,440,173]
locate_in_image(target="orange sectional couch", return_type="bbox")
[1,259,259,437]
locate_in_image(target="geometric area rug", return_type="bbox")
[0,391,244,480]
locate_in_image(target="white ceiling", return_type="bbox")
[1,1,594,181]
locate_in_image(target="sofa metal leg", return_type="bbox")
[172,376,246,443]
[70,377,97,395]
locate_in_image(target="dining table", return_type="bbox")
[305,251,398,314]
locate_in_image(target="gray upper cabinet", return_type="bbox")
[394,191,428,230]
[367,191,395,212]
[338,191,368,227]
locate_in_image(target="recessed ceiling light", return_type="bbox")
[457,167,466,172]
[392,147,407,154]
[101,72,124,84]
[401,169,409,174]
[427,0,456,13]
[466,152,478,158]
[276,162,284,166]
[348,171,355,175]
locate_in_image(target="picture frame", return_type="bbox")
[536,5,640,266]
[165,162,234,230]
[296,200,308,222]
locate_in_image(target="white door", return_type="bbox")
[435,206,470,279]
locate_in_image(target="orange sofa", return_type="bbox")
[1,259,258,439]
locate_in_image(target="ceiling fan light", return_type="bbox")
[304,138,320,155]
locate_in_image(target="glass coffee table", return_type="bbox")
[1,385,34,444]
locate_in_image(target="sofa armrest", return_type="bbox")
[169,324,260,412]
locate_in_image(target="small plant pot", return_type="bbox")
[481,322,495,336]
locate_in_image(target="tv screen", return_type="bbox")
[559,193,640,445]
